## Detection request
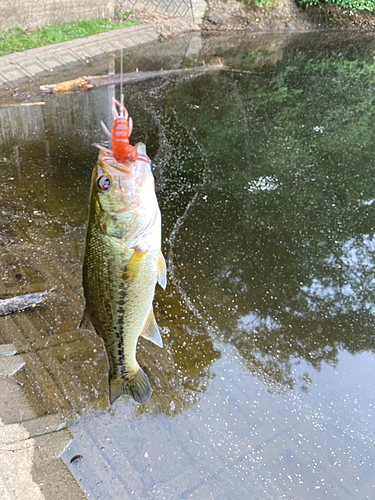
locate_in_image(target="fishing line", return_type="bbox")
[120,48,124,117]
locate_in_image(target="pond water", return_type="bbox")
[1,30,375,499]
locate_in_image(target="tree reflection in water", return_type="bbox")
[131,39,375,410]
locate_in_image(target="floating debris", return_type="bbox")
[40,64,226,94]
[0,288,55,316]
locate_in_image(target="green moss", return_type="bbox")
[298,0,375,12]
[0,14,138,57]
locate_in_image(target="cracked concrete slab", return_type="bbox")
[0,345,83,499]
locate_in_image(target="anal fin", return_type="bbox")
[157,249,167,290]
[77,308,91,330]
[140,308,163,348]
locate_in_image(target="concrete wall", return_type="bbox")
[0,85,114,150]
[0,0,206,33]
[116,0,191,17]
[0,0,114,31]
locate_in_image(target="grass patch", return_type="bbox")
[236,0,277,11]
[0,12,138,57]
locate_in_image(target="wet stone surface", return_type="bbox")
[1,30,375,499]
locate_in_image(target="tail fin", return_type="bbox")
[109,367,152,404]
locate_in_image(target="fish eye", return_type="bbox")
[97,175,111,191]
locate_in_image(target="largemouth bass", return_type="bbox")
[80,99,166,404]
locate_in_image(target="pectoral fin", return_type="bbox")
[123,247,147,283]
[77,308,91,330]
[157,250,167,290]
[140,308,163,348]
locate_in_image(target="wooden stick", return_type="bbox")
[0,102,45,108]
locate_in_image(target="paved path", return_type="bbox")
[0,18,198,88]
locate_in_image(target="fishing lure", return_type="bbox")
[94,97,150,165]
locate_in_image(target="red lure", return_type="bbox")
[94,97,150,165]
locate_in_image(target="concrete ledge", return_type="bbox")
[0,24,158,87]
[0,19,199,88]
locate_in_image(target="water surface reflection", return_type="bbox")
[1,29,375,498]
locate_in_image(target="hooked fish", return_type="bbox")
[80,97,166,404]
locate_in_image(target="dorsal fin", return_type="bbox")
[140,308,163,348]
[157,250,167,290]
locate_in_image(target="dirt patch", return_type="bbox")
[201,0,310,30]
[128,0,375,34]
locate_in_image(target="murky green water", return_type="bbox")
[1,30,375,499]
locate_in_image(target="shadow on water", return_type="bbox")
[1,29,375,498]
